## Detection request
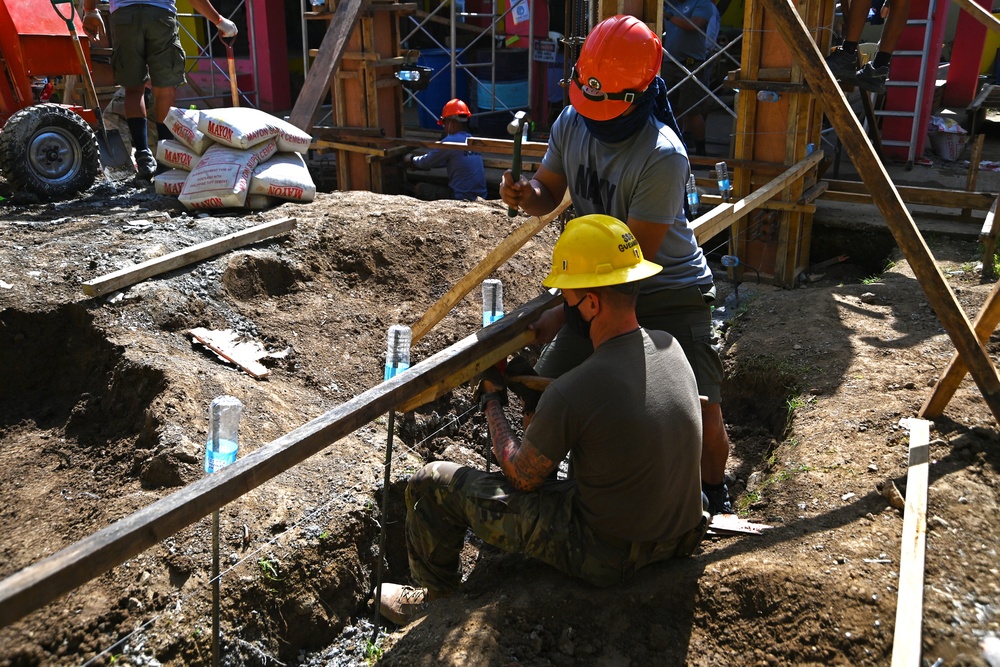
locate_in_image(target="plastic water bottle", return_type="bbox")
[204,395,242,474]
[384,324,412,381]
[686,173,700,214]
[721,254,740,267]
[715,161,731,202]
[756,90,780,102]
[482,279,504,327]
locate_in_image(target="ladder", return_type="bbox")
[875,0,940,166]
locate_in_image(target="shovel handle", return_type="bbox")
[222,37,239,107]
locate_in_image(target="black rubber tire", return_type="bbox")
[0,103,100,199]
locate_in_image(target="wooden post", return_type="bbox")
[759,0,1000,424]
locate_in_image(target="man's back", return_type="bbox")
[524,328,703,543]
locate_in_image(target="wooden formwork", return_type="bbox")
[728,0,832,286]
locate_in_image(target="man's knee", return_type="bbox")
[408,461,467,495]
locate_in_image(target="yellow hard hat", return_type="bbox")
[542,214,662,290]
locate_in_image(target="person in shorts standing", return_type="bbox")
[82,0,237,179]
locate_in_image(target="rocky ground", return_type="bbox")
[0,165,997,667]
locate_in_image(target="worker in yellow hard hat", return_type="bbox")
[377,214,707,626]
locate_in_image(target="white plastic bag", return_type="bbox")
[178,139,278,210]
[164,107,213,154]
[156,139,200,171]
[197,107,281,150]
[249,152,316,202]
[154,168,188,196]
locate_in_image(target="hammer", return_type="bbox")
[506,111,529,218]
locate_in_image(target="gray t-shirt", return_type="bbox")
[524,328,704,544]
[663,0,717,61]
[542,106,712,291]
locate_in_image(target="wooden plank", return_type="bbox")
[761,0,1000,423]
[467,137,549,157]
[821,181,996,211]
[289,0,369,132]
[890,418,931,667]
[410,189,572,344]
[0,289,560,629]
[950,0,1000,34]
[962,133,986,217]
[188,328,269,379]
[82,218,297,298]
[920,274,1000,417]
[398,329,538,412]
[314,139,386,156]
[691,151,824,243]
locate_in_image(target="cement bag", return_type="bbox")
[165,107,212,154]
[156,139,200,171]
[249,152,316,202]
[198,107,280,150]
[269,116,312,153]
[178,139,278,210]
[154,169,188,196]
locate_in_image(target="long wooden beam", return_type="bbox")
[81,218,297,297]
[289,0,369,131]
[761,0,1000,424]
[950,0,1000,34]
[920,274,1000,417]
[890,419,931,667]
[822,180,996,211]
[691,151,824,243]
[410,189,572,344]
[0,290,559,629]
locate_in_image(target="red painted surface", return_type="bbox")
[248,0,289,112]
[943,0,991,107]
[0,0,92,117]
[881,0,949,161]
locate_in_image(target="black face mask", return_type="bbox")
[563,295,592,338]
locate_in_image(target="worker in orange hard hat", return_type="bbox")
[403,99,486,201]
[499,15,735,517]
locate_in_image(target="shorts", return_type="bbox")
[110,5,186,88]
[661,60,710,118]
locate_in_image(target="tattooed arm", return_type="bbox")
[481,392,557,491]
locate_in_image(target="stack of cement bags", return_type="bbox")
[155,106,317,210]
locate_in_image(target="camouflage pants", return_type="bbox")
[405,461,685,592]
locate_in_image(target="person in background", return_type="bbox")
[499,15,735,516]
[377,214,708,626]
[825,0,910,94]
[661,0,716,155]
[82,0,238,180]
[404,99,487,201]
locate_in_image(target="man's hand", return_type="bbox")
[499,169,530,213]
[529,303,567,347]
[216,17,238,38]
[83,10,105,41]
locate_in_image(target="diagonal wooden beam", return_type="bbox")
[758,0,1000,424]
[920,276,1000,418]
[289,0,369,132]
[950,0,1000,34]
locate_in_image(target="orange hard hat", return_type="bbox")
[439,98,471,125]
[569,15,662,121]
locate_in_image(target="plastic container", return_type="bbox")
[384,324,412,381]
[473,79,529,110]
[686,173,700,215]
[715,161,731,202]
[482,279,504,327]
[415,49,469,130]
[204,395,243,474]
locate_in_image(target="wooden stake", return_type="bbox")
[890,419,931,667]
[760,0,1000,424]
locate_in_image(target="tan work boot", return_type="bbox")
[378,583,429,626]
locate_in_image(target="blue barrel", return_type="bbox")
[416,49,469,130]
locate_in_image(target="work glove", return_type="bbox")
[216,17,238,38]
[472,360,507,410]
[505,355,542,414]
[83,10,105,41]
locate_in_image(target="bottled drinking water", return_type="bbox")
[384,325,412,381]
[204,395,242,474]
[482,279,504,327]
[686,174,700,215]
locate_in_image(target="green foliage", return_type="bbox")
[258,558,281,581]
[365,638,384,662]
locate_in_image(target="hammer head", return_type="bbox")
[506,110,529,136]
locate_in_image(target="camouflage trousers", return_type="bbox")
[405,461,689,593]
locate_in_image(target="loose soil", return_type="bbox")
[0,171,997,667]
